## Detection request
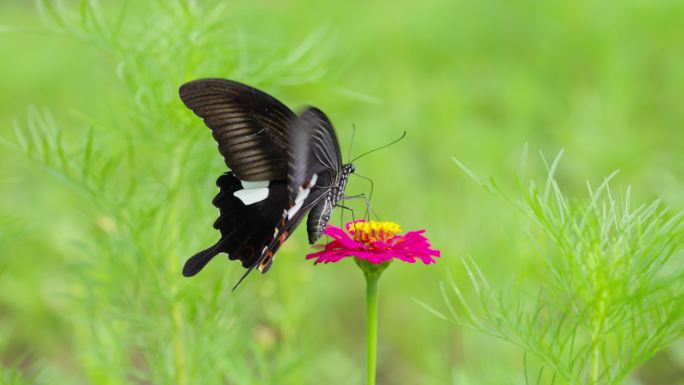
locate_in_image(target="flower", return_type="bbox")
[306,220,440,265]
[306,220,440,385]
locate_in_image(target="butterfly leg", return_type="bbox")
[337,203,365,234]
[341,193,378,221]
[348,172,377,220]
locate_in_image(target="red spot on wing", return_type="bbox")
[258,250,274,272]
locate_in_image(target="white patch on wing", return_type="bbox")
[241,180,269,189]
[287,189,310,219]
[233,180,270,205]
[287,174,318,220]
[308,174,318,187]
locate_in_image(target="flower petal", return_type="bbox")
[307,222,441,266]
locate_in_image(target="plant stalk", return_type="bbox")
[366,272,379,385]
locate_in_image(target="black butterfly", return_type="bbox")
[179,79,354,282]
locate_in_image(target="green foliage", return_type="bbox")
[3,0,684,384]
[4,1,342,384]
[431,153,684,384]
[0,367,34,385]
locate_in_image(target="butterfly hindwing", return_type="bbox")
[256,177,328,273]
[230,177,327,288]
[182,172,289,277]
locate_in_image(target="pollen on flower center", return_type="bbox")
[347,221,402,244]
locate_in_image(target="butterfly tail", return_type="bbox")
[182,240,224,277]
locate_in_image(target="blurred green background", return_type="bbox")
[1,0,683,384]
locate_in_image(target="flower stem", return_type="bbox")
[365,272,379,385]
[355,259,389,385]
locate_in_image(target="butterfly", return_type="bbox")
[179,78,354,283]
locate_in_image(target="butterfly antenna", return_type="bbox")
[350,131,406,163]
[347,123,356,162]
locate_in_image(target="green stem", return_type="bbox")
[591,299,605,384]
[365,272,379,385]
[356,259,389,385]
[172,303,188,385]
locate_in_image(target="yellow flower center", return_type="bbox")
[348,221,402,244]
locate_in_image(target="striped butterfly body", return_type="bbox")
[179,79,353,282]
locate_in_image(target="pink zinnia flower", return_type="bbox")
[306,220,440,265]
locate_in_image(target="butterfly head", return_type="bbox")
[343,163,355,175]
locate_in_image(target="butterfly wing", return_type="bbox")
[232,178,327,288]
[182,172,290,277]
[256,181,327,273]
[287,107,345,244]
[287,107,342,200]
[179,78,295,181]
[246,108,344,276]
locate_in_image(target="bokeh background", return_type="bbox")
[1,1,683,384]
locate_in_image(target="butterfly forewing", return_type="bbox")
[179,79,295,181]
[285,107,347,244]
[287,108,340,199]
